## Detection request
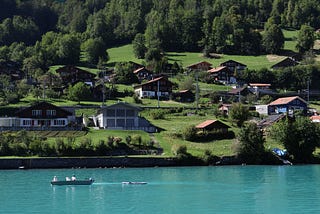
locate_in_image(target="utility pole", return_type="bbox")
[157,79,160,108]
[196,70,199,110]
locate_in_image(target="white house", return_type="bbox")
[94,102,156,132]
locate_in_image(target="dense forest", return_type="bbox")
[0,0,319,74]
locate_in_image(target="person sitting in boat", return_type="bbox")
[66,177,71,181]
[71,175,76,181]
[53,176,58,181]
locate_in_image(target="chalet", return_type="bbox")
[248,83,273,95]
[271,57,299,70]
[310,115,320,123]
[172,89,195,102]
[0,102,79,130]
[196,120,230,133]
[94,102,156,132]
[208,66,236,84]
[56,65,96,86]
[220,60,247,73]
[186,61,212,71]
[268,96,308,115]
[134,76,172,99]
[133,67,152,81]
[219,104,232,115]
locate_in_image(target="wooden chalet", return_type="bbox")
[208,66,236,84]
[268,96,307,115]
[271,57,299,70]
[220,60,247,73]
[310,115,320,123]
[186,61,212,71]
[196,120,230,133]
[56,65,96,86]
[0,101,79,130]
[134,76,172,99]
[133,67,152,81]
[173,89,195,102]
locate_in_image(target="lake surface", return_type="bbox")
[1,165,320,214]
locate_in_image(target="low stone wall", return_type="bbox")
[0,157,180,169]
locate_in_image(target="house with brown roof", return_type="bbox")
[134,76,172,99]
[172,89,195,102]
[271,57,299,70]
[56,65,96,86]
[220,60,247,73]
[133,67,152,82]
[0,101,80,130]
[186,61,212,71]
[268,96,308,115]
[196,120,230,133]
[208,66,236,84]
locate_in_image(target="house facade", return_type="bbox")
[0,102,78,130]
[94,102,156,132]
[220,60,247,73]
[56,65,96,86]
[268,96,308,114]
[271,57,299,70]
[196,120,231,133]
[133,67,152,81]
[208,66,236,84]
[134,76,172,99]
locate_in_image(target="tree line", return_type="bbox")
[0,0,319,71]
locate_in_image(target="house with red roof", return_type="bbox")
[196,120,231,133]
[268,96,308,115]
[133,76,172,99]
[310,115,320,123]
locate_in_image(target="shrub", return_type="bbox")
[182,125,198,141]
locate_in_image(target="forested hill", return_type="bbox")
[0,0,319,69]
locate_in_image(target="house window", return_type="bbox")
[107,119,115,127]
[116,109,125,117]
[117,119,125,127]
[126,109,134,117]
[46,110,56,116]
[32,110,42,116]
[107,109,115,116]
[54,120,65,126]
[126,119,134,127]
[22,120,32,126]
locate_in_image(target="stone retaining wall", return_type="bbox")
[0,157,180,169]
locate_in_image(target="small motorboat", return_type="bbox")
[51,176,94,186]
[122,181,147,185]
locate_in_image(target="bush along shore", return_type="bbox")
[0,153,289,170]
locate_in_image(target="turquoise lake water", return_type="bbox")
[1,165,320,214]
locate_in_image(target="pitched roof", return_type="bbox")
[271,57,299,69]
[268,96,307,106]
[134,76,171,88]
[186,61,212,69]
[133,67,151,74]
[220,60,246,67]
[195,120,230,129]
[249,83,271,87]
[208,66,228,73]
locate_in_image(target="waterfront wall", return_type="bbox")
[0,157,181,169]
